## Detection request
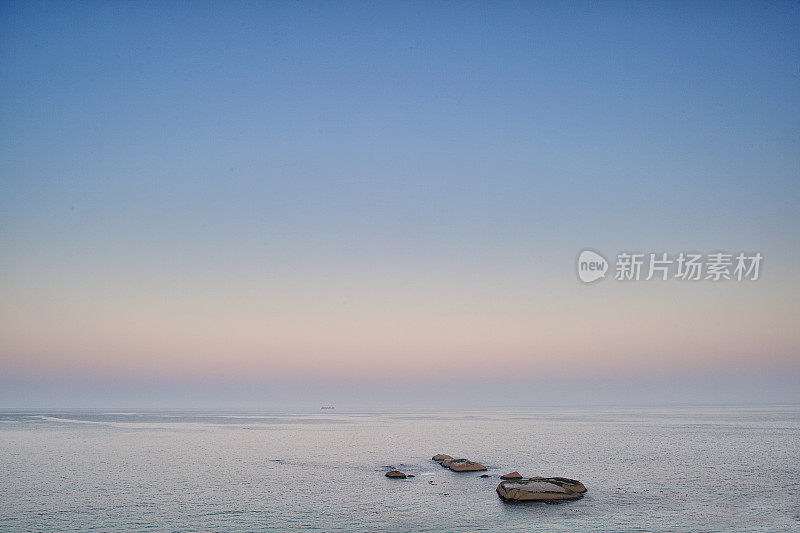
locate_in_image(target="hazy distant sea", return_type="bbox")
[1,407,798,532]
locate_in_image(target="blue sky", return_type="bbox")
[1,2,799,406]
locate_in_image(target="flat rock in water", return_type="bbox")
[432,454,453,462]
[448,459,487,472]
[529,476,587,493]
[500,471,523,480]
[385,470,407,479]
[439,458,463,468]
[496,479,584,502]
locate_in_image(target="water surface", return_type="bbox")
[1,407,798,531]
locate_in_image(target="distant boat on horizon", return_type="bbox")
[320,406,335,410]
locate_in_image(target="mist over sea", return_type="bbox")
[1,406,798,532]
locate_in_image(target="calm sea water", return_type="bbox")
[1,407,798,532]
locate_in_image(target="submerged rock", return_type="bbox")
[432,454,453,462]
[496,478,585,502]
[500,471,523,480]
[480,474,491,478]
[448,459,487,472]
[496,480,582,502]
[385,470,407,479]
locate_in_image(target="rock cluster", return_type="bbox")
[385,454,588,505]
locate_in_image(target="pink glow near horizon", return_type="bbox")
[2,273,798,380]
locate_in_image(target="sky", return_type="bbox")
[1,2,799,407]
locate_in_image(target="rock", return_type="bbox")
[432,454,453,462]
[448,459,487,472]
[385,470,407,479]
[407,474,415,478]
[530,476,587,494]
[496,478,585,502]
[500,471,523,480]
[480,474,491,478]
[440,458,463,468]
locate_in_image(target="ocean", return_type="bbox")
[1,407,798,532]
